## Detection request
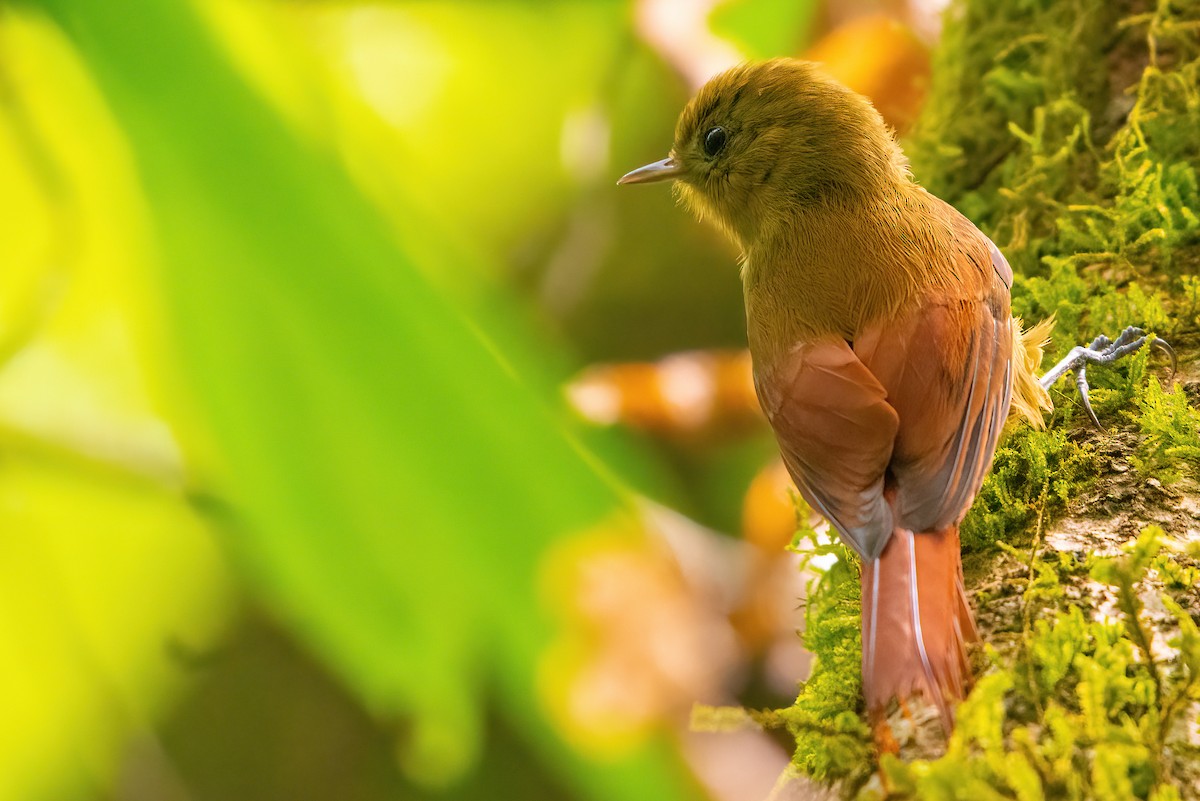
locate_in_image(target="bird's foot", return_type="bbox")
[1038,326,1177,428]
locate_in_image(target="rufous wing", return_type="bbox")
[853,247,1014,534]
[753,339,899,560]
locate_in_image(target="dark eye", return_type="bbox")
[703,126,727,157]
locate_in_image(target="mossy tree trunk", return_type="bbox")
[772,1,1200,798]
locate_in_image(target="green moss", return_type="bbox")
[773,526,1200,800]
[960,424,1095,552]
[778,520,874,787]
[693,517,872,790]
[910,0,1200,279]
[908,0,1118,275]
[1132,376,1200,480]
[872,527,1200,801]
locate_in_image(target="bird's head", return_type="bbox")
[619,59,908,250]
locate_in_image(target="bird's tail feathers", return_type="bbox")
[861,525,975,732]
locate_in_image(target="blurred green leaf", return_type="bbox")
[28,0,700,798]
[0,13,233,801]
[288,1,632,265]
[0,450,230,801]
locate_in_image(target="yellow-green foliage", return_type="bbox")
[909,0,1200,278]
[873,528,1200,801]
[1134,377,1200,480]
[960,424,1094,552]
[779,525,872,785]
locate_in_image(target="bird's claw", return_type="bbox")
[1153,337,1178,380]
[1074,364,1101,429]
[1038,325,1175,429]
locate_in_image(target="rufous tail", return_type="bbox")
[861,525,976,732]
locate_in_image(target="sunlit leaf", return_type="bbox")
[27,0,700,798]
[0,13,232,801]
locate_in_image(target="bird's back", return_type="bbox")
[749,189,1027,554]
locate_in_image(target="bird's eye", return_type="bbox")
[703,126,728,157]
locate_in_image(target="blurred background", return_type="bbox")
[0,1,947,799]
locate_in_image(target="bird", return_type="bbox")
[617,58,1169,738]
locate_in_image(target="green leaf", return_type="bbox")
[0,13,233,801]
[27,0,697,798]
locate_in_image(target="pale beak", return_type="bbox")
[617,157,682,185]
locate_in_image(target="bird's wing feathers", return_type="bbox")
[857,298,1012,532]
[754,339,899,559]
[985,235,1013,290]
[854,240,1014,534]
[759,226,1014,559]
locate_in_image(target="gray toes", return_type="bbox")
[1112,326,1146,348]
[1038,327,1174,400]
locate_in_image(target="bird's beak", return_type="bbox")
[617,157,682,186]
